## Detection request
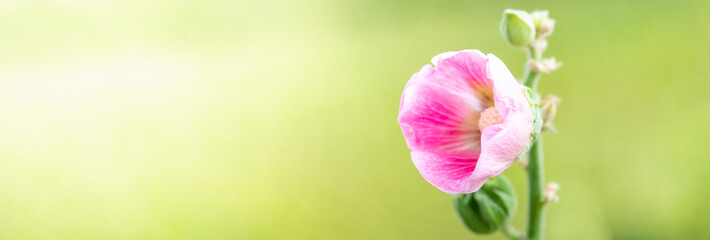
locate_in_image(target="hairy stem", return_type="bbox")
[526,138,546,240]
[524,45,546,240]
[522,47,541,91]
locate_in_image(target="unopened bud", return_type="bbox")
[531,38,548,51]
[453,175,517,234]
[531,10,556,39]
[540,95,561,132]
[543,182,560,203]
[528,57,562,73]
[500,9,536,47]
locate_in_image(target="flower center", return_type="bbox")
[474,87,496,108]
[478,107,503,131]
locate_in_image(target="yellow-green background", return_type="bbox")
[0,0,708,239]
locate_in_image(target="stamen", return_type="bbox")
[478,107,503,131]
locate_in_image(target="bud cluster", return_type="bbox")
[495,8,562,240]
[500,9,561,73]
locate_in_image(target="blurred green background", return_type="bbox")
[0,0,708,239]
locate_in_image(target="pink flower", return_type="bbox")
[398,50,534,194]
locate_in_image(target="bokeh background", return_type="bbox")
[0,0,709,239]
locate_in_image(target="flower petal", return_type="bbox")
[486,54,531,119]
[398,50,494,158]
[411,151,485,194]
[432,50,494,94]
[470,54,534,182]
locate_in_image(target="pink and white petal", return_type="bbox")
[399,64,434,112]
[398,73,483,158]
[468,54,533,183]
[485,54,531,119]
[432,50,494,94]
[431,51,459,66]
[470,114,532,183]
[398,50,499,158]
[411,151,485,194]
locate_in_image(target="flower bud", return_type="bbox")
[528,57,563,74]
[540,95,561,132]
[452,175,517,234]
[543,182,560,203]
[531,10,556,38]
[500,9,536,47]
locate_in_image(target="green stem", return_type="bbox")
[526,138,546,240]
[524,45,546,240]
[522,47,541,91]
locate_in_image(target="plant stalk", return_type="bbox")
[524,45,546,240]
[523,47,541,91]
[526,138,545,240]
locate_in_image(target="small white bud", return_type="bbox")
[531,38,548,51]
[531,10,555,39]
[528,57,562,74]
[543,182,560,203]
[540,95,561,132]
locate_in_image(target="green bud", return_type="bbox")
[452,175,517,234]
[499,9,536,47]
